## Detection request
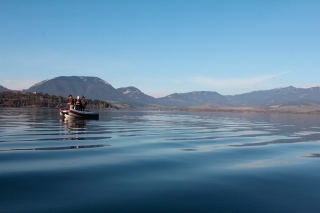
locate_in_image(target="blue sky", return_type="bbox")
[0,0,319,97]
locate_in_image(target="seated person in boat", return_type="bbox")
[68,95,74,109]
[75,96,82,110]
[81,96,87,111]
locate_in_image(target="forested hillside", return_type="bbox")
[0,91,115,109]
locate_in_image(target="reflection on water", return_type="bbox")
[0,144,109,152]
[305,153,320,158]
[61,118,87,130]
[1,108,320,213]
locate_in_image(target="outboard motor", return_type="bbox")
[59,108,70,117]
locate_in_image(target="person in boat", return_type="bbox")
[75,96,82,110]
[81,96,87,111]
[68,94,74,109]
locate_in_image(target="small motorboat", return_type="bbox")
[60,108,99,119]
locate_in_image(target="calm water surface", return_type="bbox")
[1,108,320,213]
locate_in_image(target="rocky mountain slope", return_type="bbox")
[158,91,229,107]
[27,76,128,102]
[116,87,160,106]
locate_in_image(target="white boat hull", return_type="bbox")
[60,108,99,119]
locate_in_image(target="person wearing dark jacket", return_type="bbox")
[81,96,87,111]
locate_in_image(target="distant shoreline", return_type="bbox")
[2,106,320,115]
[136,106,320,115]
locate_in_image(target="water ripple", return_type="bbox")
[1,109,320,213]
[0,144,110,152]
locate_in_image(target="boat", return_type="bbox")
[60,108,99,119]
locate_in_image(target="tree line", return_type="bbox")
[0,91,116,109]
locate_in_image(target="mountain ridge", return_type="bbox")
[0,85,10,92]
[2,76,320,108]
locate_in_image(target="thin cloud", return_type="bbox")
[188,71,293,89]
[294,83,320,88]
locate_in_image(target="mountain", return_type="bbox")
[27,76,127,102]
[26,76,155,106]
[157,91,229,107]
[116,86,160,106]
[156,86,320,107]
[24,76,320,108]
[227,86,320,106]
[0,85,10,92]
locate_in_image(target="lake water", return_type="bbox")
[1,108,320,213]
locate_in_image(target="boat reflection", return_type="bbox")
[60,118,87,134]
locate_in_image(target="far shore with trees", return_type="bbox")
[2,91,320,114]
[0,91,117,109]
